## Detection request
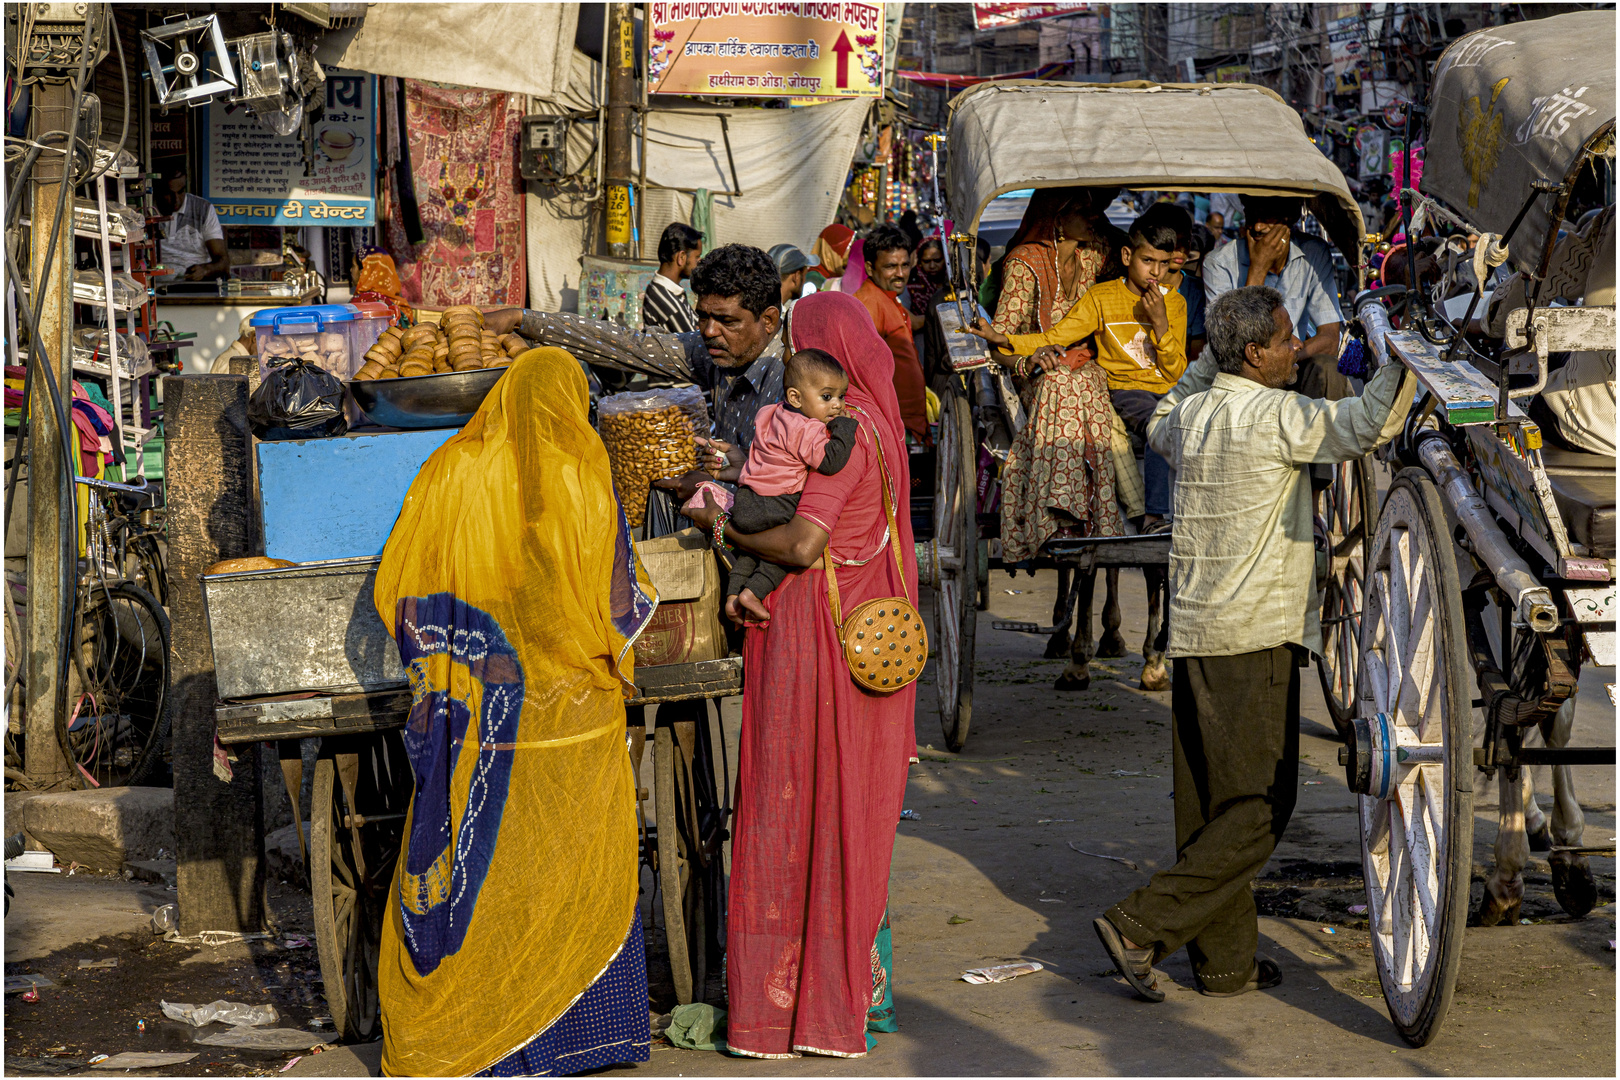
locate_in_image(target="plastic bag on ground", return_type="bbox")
[160,999,279,1027]
[248,358,348,441]
[194,1027,338,1051]
[664,1002,727,1051]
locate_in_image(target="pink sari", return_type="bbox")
[725,292,917,1059]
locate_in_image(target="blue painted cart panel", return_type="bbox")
[259,430,455,563]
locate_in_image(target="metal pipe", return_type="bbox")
[1354,293,1397,367]
[1414,434,1558,633]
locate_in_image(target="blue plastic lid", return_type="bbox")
[249,303,360,333]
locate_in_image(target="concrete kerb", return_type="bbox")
[20,786,174,872]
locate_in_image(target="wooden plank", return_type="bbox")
[629,656,743,704]
[215,690,411,745]
[1384,329,1533,427]
[1565,585,1617,623]
[1043,536,1171,567]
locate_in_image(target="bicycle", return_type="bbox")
[63,476,170,788]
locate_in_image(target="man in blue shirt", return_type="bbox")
[1202,196,1347,400]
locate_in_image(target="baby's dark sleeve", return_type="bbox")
[816,417,860,475]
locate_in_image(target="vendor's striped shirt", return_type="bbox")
[642,273,697,335]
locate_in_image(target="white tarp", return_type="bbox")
[317,4,577,100]
[524,78,870,313]
[947,81,1365,259]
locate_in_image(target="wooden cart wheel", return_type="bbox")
[1318,455,1376,731]
[312,733,411,1042]
[1355,469,1474,1048]
[654,716,711,1005]
[933,389,978,752]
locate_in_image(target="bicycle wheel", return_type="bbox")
[63,581,170,788]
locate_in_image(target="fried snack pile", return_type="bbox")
[352,306,529,381]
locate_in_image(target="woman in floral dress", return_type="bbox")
[990,188,1131,561]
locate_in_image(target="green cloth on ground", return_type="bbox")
[666,1003,726,1052]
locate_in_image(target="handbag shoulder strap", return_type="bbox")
[825,411,910,628]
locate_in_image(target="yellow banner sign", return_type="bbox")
[648,1,884,98]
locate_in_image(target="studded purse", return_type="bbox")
[825,432,927,693]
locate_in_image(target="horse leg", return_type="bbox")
[1055,567,1097,691]
[1542,698,1597,918]
[1139,566,1170,691]
[1479,763,1528,927]
[1045,567,1074,659]
[1096,568,1127,658]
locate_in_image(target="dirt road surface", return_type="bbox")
[5,569,1613,1076]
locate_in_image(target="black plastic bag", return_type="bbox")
[248,358,348,441]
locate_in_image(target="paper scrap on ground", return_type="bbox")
[77,958,117,969]
[92,1052,198,1069]
[1348,904,1368,915]
[161,1000,279,1027]
[195,1028,339,1051]
[5,975,57,993]
[4,851,60,873]
[962,961,1043,984]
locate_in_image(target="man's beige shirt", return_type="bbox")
[1148,357,1415,658]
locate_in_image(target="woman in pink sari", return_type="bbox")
[685,290,916,1059]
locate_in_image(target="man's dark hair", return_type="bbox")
[1131,203,1192,254]
[690,244,782,318]
[785,348,845,388]
[1239,195,1305,226]
[975,236,991,266]
[863,223,912,266]
[1188,222,1216,257]
[1207,286,1284,375]
[657,222,706,264]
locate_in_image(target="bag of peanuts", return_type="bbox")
[597,386,710,527]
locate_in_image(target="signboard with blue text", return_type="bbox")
[199,70,376,227]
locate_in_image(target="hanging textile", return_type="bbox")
[385,81,526,307]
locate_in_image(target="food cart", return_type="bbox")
[203,337,737,1040]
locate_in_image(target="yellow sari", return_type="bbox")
[373,348,656,1076]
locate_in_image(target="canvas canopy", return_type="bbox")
[1420,11,1615,276]
[946,81,1365,265]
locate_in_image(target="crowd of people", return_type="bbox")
[371,194,1421,1075]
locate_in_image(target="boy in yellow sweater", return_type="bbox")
[969,212,1187,530]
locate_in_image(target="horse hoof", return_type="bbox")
[1528,822,1553,852]
[1096,630,1128,659]
[1139,658,1170,692]
[1551,855,1598,919]
[1054,671,1091,693]
[1477,884,1522,928]
[1043,632,1073,659]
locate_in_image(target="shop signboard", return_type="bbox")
[972,2,1091,31]
[1212,65,1250,84]
[149,112,188,159]
[1328,15,1365,77]
[647,1,884,98]
[198,70,376,227]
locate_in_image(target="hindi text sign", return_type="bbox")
[648,2,883,98]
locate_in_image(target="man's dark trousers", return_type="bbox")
[1104,645,1301,993]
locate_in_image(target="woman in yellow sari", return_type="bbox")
[373,348,657,1077]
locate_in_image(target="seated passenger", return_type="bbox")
[971,211,1188,532]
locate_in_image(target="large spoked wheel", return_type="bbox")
[653,703,728,1005]
[933,389,978,752]
[312,734,412,1042]
[1356,468,1474,1048]
[1318,456,1376,732]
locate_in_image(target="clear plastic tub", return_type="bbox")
[250,304,376,382]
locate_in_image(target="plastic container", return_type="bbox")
[250,303,378,383]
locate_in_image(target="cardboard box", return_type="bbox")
[633,528,726,667]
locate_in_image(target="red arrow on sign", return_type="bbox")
[832,29,853,89]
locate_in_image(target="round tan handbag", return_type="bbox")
[825,431,927,692]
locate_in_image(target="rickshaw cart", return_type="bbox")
[1343,11,1616,1048]
[925,81,1376,749]
[202,437,739,1043]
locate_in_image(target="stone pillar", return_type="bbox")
[163,375,268,934]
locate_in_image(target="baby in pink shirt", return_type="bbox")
[727,348,858,602]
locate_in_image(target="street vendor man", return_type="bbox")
[1092,286,1416,1002]
[153,161,229,282]
[1202,195,1346,401]
[485,243,784,493]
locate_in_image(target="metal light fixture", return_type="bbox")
[142,14,237,108]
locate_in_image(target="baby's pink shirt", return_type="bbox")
[739,403,830,497]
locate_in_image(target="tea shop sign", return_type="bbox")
[198,70,376,227]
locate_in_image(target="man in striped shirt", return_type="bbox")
[643,223,705,334]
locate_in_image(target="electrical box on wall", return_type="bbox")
[520,114,570,182]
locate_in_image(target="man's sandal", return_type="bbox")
[1199,954,1283,997]
[1093,918,1164,1003]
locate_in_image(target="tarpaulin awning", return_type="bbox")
[1420,10,1615,275]
[946,80,1365,262]
[316,4,577,99]
[897,63,1066,90]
